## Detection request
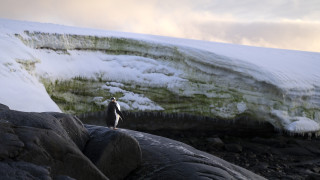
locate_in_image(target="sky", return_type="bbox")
[1,0,320,52]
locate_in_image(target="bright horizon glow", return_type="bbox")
[0,0,320,52]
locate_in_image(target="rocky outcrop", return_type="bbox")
[85,125,266,180]
[84,125,142,180]
[0,104,107,180]
[0,103,265,179]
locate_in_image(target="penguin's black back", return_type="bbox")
[106,102,117,127]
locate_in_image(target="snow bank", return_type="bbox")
[0,18,319,133]
[0,31,60,112]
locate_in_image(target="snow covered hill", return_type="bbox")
[0,18,319,134]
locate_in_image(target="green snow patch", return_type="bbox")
[41,77,165,114]
[15,59,41,75]
[41,77,109,114]
[41,76,252,121]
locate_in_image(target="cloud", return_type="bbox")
[0,0,320,52]
[190,21,320,52]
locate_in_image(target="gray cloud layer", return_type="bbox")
[1,0,319,52]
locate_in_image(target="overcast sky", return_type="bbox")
[1,0,320,52]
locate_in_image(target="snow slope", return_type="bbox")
[0,18,319,133]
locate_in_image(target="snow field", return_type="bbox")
[1,18,320,133]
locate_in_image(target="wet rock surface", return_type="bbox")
[0,104,264,179]
[84,125,142,180]
[0,161,52,180]
[4,104,313,179]
[0,105,108,180]
[142,130,320,180]
[80,125,266,179]
[0,105,265,179]
[119,128,265,180]
[80,110,320,179]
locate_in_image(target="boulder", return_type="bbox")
[207,137,224,146]
[0,109,89,150]
[84,125,142,180]
[0,103,266,179]
[99,127,265,180]
[47,112,89,150]
[0,105,108,180]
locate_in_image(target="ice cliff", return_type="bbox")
[0,18,319,134]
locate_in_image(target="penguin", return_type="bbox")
[106,97,125,130]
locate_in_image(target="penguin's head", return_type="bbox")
[110,97,116,101]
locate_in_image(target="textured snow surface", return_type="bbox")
[0,18,320,133]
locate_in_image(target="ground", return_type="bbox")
[141,129,320,180]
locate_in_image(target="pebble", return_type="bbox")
[312,167,320,173]
[206,137,224,145]
[225,144,243,153]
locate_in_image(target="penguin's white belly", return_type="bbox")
[115,102,121,126]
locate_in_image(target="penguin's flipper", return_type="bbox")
[118,115,123,121]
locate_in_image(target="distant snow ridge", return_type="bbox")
[0,18,320,134]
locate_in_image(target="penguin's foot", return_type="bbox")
[113,127,118,130]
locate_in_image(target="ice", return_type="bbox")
[237,102,247,113]
[102,85,126,94]
[285,117,320,133]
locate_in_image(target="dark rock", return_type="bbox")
[312,167,320,173]
[270,147,283,155]
[306,173,320,180]
[0,104,9,111]
[108,121,320,179]
[14,125,106,179]
[0,108,108,180]
[0,110,90,150]
[0,161,51,180]
[0,161,77,180]
[242,142,269,154]
[287,139,298,145]
[0,120,24,160]
[207,137,224,146]
[289,158,320,168]
[295,139,320,155]
[279,147,314,156]
[225,144,243,153]
[84,125,141,180]
[116,128,266,180]
[47,112,89,150]
[284,175,304,180]
[248,153,256,158]
[304,146,320,155]
[251,137,280,146]
[54,175,76,180]
[252,162,269,171]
